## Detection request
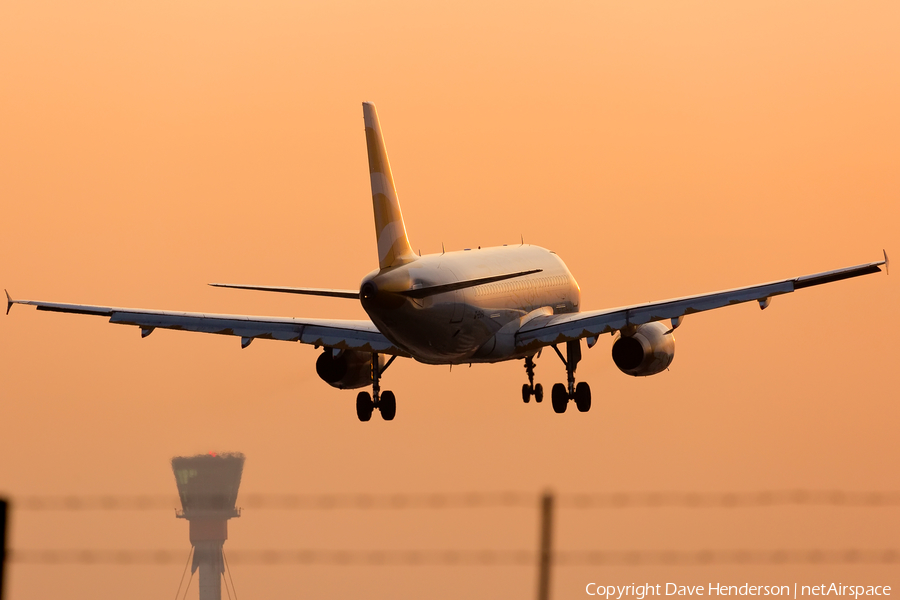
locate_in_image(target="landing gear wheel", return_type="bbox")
[574,382,591,413]
[534,383,543,403]
[551,383,568,414]
[356,391,373,422]
[522,383,531,403]
[380,390,396,421]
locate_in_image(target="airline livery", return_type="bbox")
[6,103,888,421]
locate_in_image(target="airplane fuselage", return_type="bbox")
[359,244,580,364]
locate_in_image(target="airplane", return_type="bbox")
[5,102,889,422]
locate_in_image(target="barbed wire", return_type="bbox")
[7,548,899,566]
[8,491,900,511]
[555,549,900,566]
[558,491,900,509]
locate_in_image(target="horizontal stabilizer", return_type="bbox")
[399,269,543,299]
[209,283,359,299]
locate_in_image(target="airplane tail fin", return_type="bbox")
[363,102,416,270]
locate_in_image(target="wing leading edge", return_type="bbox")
[515,253,888,353]
[6,296,408,355]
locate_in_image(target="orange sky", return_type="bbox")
[1,1,899,598]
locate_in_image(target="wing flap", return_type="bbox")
[109,312,301,340]
[32,302,114,316]
[793,263,882,289]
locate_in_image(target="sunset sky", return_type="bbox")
[1,1,898,598]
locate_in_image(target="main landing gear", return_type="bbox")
[356,353,397,422]
[521,355,544,403]
[549,340,591,414]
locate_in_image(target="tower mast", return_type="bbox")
[172,452,244,600]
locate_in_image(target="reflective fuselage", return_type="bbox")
[359,245,580,364]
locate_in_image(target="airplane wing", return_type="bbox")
[515,253,888,353]
[5,294,408,355]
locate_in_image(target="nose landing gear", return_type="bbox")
[550,340,591,413]
[356,353,397,422]
[521,355,544,403]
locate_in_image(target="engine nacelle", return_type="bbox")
[315,349,382,390]
[611,321,675,377]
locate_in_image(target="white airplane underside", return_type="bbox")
[7,102,888,421]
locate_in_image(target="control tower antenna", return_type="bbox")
[172,452,245,600]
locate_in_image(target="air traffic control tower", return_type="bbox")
[172,452,244,600]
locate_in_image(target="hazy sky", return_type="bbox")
[1,1,898,598]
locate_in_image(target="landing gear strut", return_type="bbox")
[521,355,544,403]
[550,340,591,413]
[356,353,397,422]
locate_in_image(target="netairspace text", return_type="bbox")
[586,584,892,599]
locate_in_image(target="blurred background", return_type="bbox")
[0,1,898,598]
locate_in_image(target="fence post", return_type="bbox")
[537,490,554,600]
[1,498,8,600]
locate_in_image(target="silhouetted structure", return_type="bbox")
[536,491,554,600]
[1,498,8,600]
[172,453,244,600]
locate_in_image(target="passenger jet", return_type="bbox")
[6,102,889,421]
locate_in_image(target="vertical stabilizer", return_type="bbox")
[363,102,416,270]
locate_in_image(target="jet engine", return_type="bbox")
[611,322,675,377]
[315,349,382,390]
